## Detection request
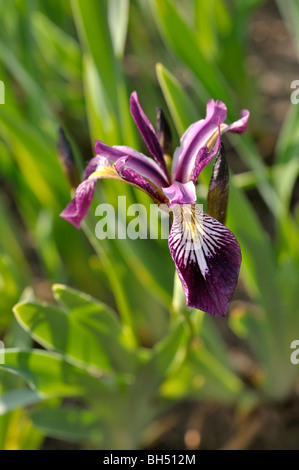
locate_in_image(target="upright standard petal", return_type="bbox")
[172,100,249,183]
[172,100,227,183]
[189,121,221,184]
[130,91,170,180]
[222,109,250,134]
[168,204,241,317]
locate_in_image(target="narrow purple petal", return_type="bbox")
[95,140,141,162]
[130,91,170,180]
[115,153,169,188]
[60,178,97,229]
[162,181,196,208]
[168,204,241,316]
[223,109,250,134]
[114,157,167,204]
[172,100,227,183]
[84,156,104,179]
[94,140,169,188]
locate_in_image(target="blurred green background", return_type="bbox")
[0,0,299,450]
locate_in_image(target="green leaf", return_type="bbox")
[273,103,299,217]
[151,0,232,105]
[227,183,281,315]
[116,237,173,308]
[13,300,137,373]
[0,38,54,121]
[0,349,107,398]
[189,343,244,402]
[156,63,199,135]
[229,134,280,215]
[82,54,120,145]
[124,321,190,434]
[71,0,118,107]
[135,320,189,393]
[32,11,82,80]
[0,389,42,416]
[0,109,67,209]
[108,0,130,58]
[195,0,219,59]
[30,406,103,444]
[276,0,299,59]
[52,283,111,310]
[52,283,137,355]
[71,0,135,147]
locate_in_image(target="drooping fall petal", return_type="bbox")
[60,157,123,229]
[168,204,241,317]
[60,178,97,229]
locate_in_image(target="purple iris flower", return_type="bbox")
[61,92,249,317]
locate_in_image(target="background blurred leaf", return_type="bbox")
[30,406,103,445]
[0,389,42,416]
[0,349,109,398]
[13,300,138,373]
[108,0,129,59]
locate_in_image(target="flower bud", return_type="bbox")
[156,107,172,157]
[57,126,80,188]
[207,142,229,225]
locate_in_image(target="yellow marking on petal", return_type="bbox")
[206,123,226,150]
[178,205,203,244]
[88,167,123,181]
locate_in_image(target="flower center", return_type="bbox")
[162,181,197,208]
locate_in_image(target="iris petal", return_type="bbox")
[222,109,250,134]
[162,181,196,208]
[172,100,249,183]
[60,178,97,229]
[172,100,227,182]
[190,122,221,184]
[114,157,167,204]
[130,91,170,179]
[94,140,169,188]
[60,157,123,229]
[168,204,241,317]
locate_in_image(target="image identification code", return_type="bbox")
[103,454,196,466]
